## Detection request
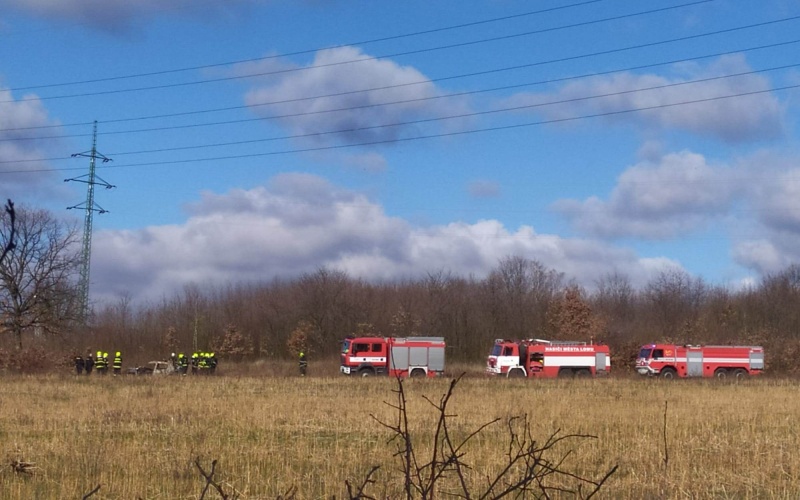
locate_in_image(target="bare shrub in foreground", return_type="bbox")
[370,375,617,499]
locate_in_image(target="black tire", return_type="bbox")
[660,368,677,379]
[575,369,591,377]
[557,369,574,378]
[714,368,728,379]
[359,369,374,378]
[733,368,749,379]
[508,368,525,378]
[410,369,426,378]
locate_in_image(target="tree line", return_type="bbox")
[3,204,800,374]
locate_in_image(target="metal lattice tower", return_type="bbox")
[66,121,114,322]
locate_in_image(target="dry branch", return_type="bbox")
[195,457,242,500]
[82,484,101,499]
[368,374,617,499]
[9,459,37,475]
[0,199,15,265]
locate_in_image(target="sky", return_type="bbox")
[1,0,800,306]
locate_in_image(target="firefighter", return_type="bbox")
[112,351,123,376]
[191,352,199,375]
[103,352,110,375]
[95,350,107,374]
[208,352,217,374]
[74,354,85,375]
[177,353,188,374]
[299,351,307,377]
[198,352,209,374]
[531,353,544,372]
[84,351,94,375]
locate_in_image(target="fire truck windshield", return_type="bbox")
[491,344,502,356]
[638,348,652,359]
[341,340,351,353]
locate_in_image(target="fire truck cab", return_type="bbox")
[486,339,610,378]
[340,336,446,378]
[636,344,764,379]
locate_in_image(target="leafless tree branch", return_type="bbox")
[195,457,241,500]
[81,484,101,499]
[0,199,15,265]
[367,375,616,499]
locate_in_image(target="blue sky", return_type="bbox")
[2,0,800,305]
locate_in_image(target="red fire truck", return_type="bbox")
[635,344,764,379]
[340,336,446,378]
[486,338,610,378]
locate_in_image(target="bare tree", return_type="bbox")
[644,268,707,342]
[483,257,563,340]
[0,200,15,265]
[0,205,81,349]
[294,267,360,352]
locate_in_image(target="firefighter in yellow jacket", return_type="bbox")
[112,351,122,376]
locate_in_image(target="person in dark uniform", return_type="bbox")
[209,353,217,375]
[74,354,85,375]
[84,351,94,375]
[299,351,307,377]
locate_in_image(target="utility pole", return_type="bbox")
[66,121,114,323]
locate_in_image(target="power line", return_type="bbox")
[2,83,796,175]
[3,29,797,142]
[92,62,800,157]
[2,54,795,162]
[0,1,718,104]
[4,0,608,92]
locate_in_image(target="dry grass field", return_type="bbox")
[0,361,798,499]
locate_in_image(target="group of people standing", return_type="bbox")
[73,350,310,376]
[170,352,218,375]
[74,350,123,376]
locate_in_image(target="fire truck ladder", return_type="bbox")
[530,339,589,345]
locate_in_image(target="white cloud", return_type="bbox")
[242,46,472,148]
[504,55,784,143]
[89,172,676,304]
[0,87,69,201]
[731,152,800,273]
[732,239,787,275]
[554,150,740,239]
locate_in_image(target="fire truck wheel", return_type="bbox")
[508,368,525,378]
[659,368,677,379]
[359,368,374,377]
[714,368,728,378]
[410,368,426,378]
[733,368,749,379]
[575,369,591,377]
[557,369,574,378]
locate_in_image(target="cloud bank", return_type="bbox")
[504,55,784,143]
[90,172,675,304]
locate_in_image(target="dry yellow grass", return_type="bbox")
[0,365,798,499]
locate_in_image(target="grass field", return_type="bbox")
[0,361,798,499]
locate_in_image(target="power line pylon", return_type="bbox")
[66,120,114,323]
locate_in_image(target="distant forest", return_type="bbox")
[78,256,800,375]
